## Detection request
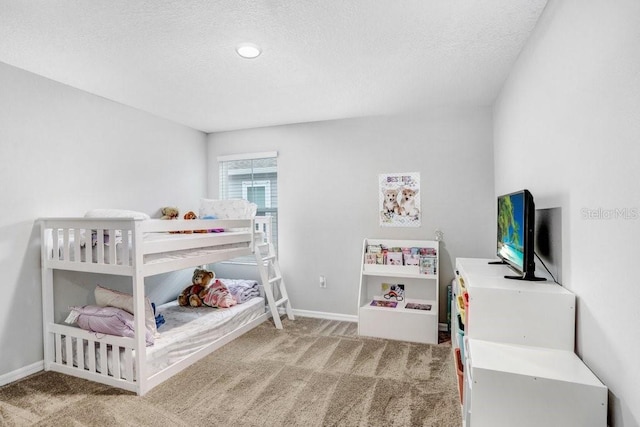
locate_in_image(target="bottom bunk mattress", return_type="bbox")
[147,296,265,375]
[61,296,265,379]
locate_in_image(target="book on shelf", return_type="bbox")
[364,253,377,264]
[370,299,398,308]
[419,256,437,275]
[446,283,452,332]
[405,302,432,311]
[367,244,383,254]
[403,253,420,265]
[385,251,403,266]
[419,247,437,257]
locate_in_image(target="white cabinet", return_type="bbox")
[455,258,608,427]
[357,239,439,344]
[456,258,576,350]
[465,339,607,427]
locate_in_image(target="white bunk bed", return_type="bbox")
[40,212,293,396]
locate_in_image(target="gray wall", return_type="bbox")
[0,62,207,381]
[493,1,640,425]
[207,109,496,320]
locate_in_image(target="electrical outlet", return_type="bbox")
[319,275,326,288]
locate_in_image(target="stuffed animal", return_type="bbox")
[161,207,179,220]
[182,211,196,234]
[202,279,237,308]
[161,207,180,233]
[183,211,208,233]
[177,268,215,307]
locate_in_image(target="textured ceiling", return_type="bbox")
[0,1,547,133]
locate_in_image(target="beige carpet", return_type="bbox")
[0,317,460,426]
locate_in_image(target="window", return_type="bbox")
[219,152,278,259]
[242,180,271,208]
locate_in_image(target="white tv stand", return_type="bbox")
[458,257,575,350]
[453,258,608,427]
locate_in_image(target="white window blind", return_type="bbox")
[219,153,278,258]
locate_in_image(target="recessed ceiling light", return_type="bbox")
[236,43,261,59]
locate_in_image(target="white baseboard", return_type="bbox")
[282,308,446,328]
[0,360,43,387]
[289,308,358,323]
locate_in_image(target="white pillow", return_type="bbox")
[199,199,257,219]
[94,285,157,336]
[85,209,150,220]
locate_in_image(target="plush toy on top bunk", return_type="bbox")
[183,211,208,233]
[160,207,179,220]
[161,207,181,234]
[177,268,237,308]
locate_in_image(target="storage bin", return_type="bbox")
[457,312,465,332]
[458,276,466,293]
[457,315,465,361]
[456,295,466,324]
[454,347,464,403]
[463,291,469,326]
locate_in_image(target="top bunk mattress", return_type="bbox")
[43,225,263,276]
[56,230,255,263]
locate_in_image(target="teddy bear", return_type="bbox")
[177,268,215,307]
[161,207,179,220]
[181,211,196,234]
[183,211,208,233]
[161,207,180,233]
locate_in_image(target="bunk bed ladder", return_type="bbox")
[256,242,294,329]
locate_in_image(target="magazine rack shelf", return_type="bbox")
[357,238,439,344]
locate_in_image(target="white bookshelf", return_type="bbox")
[357,238,439,344]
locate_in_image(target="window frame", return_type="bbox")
[217,151,278,265]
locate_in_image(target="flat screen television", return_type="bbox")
[496,189,545,281]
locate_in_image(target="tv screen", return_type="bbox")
[497,190,527,272]
[496,189,544,281]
